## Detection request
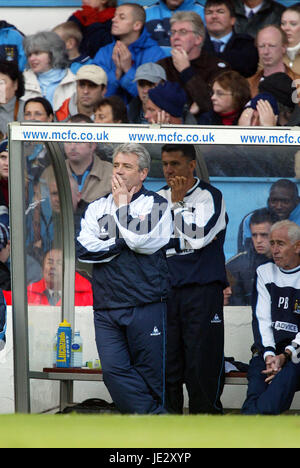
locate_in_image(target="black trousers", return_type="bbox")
[165,282,225,414]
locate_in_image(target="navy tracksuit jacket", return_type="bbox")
[76,185,173,414]
[242,261,300,414]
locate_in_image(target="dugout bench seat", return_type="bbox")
[225,371,248,385]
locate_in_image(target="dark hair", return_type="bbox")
[95,95,128,123]
[67,113,93,123]
[161,144,196,161]
[24,96,54,117]
[270,178,299,200]
[283,3,300,16]
[205,0,235,17]
[0,60,25,99]
[250,208,273,226]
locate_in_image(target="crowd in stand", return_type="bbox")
[1,0,300,415]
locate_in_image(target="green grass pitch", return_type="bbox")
[0,413,300,448]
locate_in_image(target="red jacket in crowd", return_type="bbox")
[3,272,93,306]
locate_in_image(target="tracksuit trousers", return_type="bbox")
[165,282,225,414]
[242,354,300,415]
[94,302,167,414]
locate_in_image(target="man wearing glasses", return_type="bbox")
[157,10,230,119]
[145,0,205,53]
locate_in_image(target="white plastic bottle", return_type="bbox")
[71,331,83,368]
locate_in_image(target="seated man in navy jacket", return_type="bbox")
[242,220,300,415]
[203,0,258,77]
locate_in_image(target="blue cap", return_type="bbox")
[0,139,8,154]
[148,81,187,118]
[245,92,279,116]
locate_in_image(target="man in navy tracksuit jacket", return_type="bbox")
[158,144,228,414]
[77,143,172,414]
[242,220,300,415]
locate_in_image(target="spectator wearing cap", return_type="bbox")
[128,62,166,124]
[56,64,107,121]
[234,0,285,39]
[248,25,300,98]
[144,81,210,182]
[238,91,279,126]
[157,10,230,120]
[258,72,297,126]
[145,81,187,124]
[203,0,259,78]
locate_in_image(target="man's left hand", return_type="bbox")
[262,354,285,383]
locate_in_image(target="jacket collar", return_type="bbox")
[235,0,273,16]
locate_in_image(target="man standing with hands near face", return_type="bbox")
[158,144,228,414]
[77,143,172,414]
